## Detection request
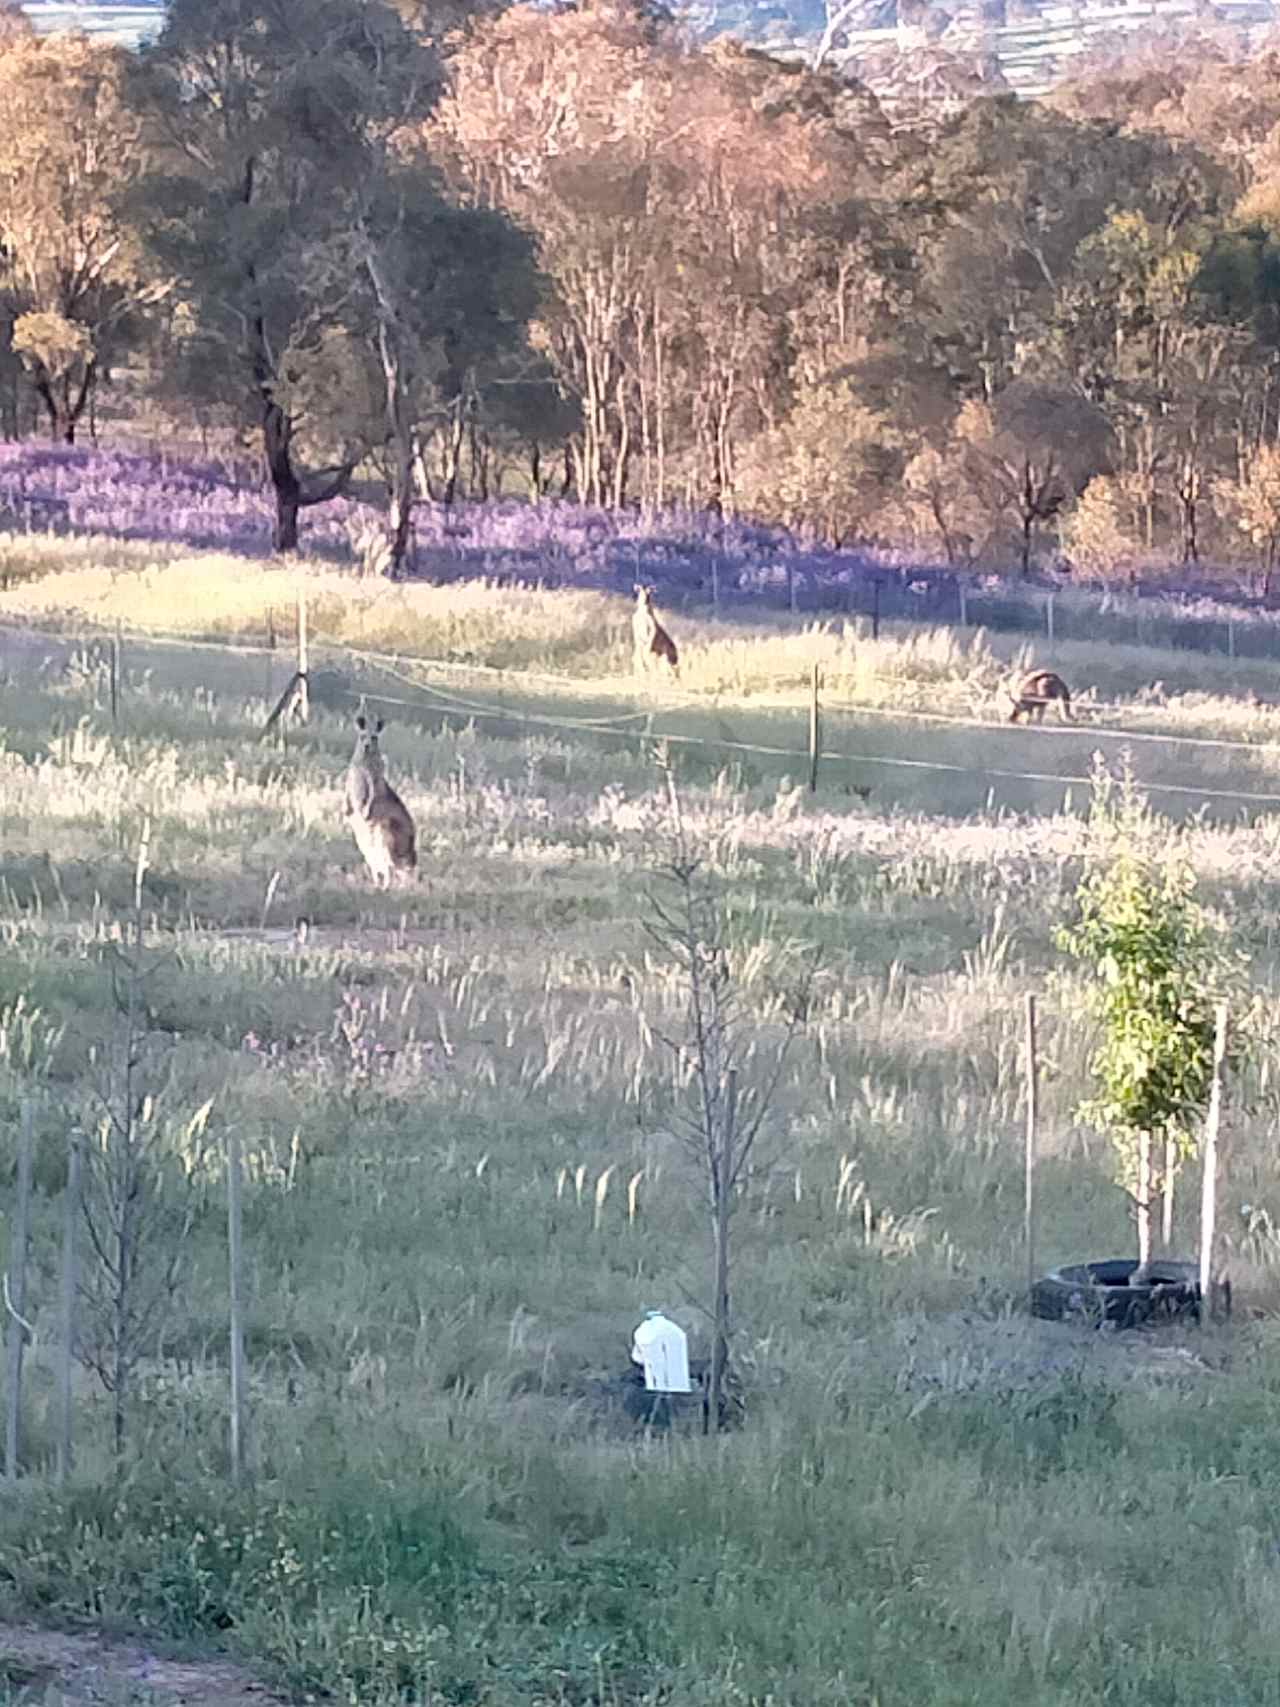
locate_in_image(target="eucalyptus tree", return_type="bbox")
[0,33,158,442]
[127,0,437,552]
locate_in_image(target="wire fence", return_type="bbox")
[11,613,1280,810]
[0,592,1260,1482]
[314,631,1280,810]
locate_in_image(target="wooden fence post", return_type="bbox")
[56,1130,80,1483]
[1199,1002,1230,1321]
[5,1099,34,1483]
[808,665,821,793]
[110,624,121,725]
[1024,994,1039,1312]
[296,589,310,723]
[262,675,304,740]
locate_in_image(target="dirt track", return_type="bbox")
[0,1621,288,1705]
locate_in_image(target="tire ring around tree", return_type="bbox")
[1031,1259,1201,1328]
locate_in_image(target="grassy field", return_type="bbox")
[9,556,1280,818]
[8,553,1280,1703]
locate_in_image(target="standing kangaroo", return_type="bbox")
[345,714,417,888]
[632,584,680,677]
[1008,670,1074,724]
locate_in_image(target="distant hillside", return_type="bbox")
[18,0,1280,99]
[684,0,1278,102]
[21,2,162,46]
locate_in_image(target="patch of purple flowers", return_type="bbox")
[4,443,1280,650]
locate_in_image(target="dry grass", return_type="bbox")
[9,553,1280,747]
[5,557,1280,1704]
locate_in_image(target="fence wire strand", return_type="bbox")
[10,615,1280,808]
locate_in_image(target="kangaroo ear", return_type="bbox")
[355,715,367,732]
[374,717,385,734]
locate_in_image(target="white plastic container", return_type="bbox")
[631,1311,692,1394]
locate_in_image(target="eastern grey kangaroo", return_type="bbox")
[345,715,417,887]
[632,584,680,677]
[1008,670,1073,724]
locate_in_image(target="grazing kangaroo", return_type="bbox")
[345,714,417,888]
[632,584,680,677]
[1009,670,1073,724]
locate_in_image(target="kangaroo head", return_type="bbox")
[352,713,387,771]
[634,583,656,607]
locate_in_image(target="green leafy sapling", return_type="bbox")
[1056,762,1243,1277]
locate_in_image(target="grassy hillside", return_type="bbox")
[4,540,1280,1702]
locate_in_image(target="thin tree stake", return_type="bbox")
[1199,1002,1229,1320]
[1162,1135,1176,1250]
[708,1066,737,1436]
[227,1126,247,1481]
[1136,1130,1153,1277]
[4,1099,34,1483]
[1024,994,1038,1311]
[57,1131,80,1482]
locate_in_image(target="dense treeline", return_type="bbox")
[2,0,1280,582]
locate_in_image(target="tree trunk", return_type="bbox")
[36,363,95,446]
[112,1175,133,1461]
[387,445,414,577]
[441,397,466,508]
[262,400,301,553]
[1180,491,1198,565]
[39,386,75,444]
[655,290,668,511]
[612,373,630,509]
[931,488,959,565]
[412,432,436,503]
[368,256,415,577]
[1178,444,1202,566]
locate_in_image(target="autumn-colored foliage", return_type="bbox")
[3,5,1280,572]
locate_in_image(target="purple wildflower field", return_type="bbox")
[3,441,1280,659]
